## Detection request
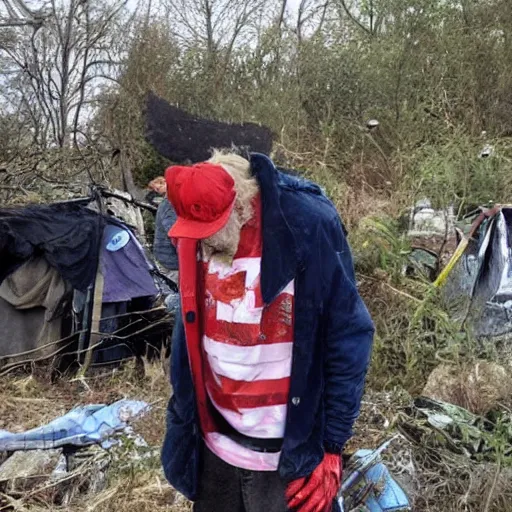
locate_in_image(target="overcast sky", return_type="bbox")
[127,0,303,17]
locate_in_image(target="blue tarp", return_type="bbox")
[0,399,149,451]
[338,438,411,512]
[340,449,411,511]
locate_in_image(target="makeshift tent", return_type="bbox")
[442,205,512,338]
[0,187,174,373]
[144,92,274,163]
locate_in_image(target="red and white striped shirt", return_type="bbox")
[202,196,294,470]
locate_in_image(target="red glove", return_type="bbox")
[286,453,342,512]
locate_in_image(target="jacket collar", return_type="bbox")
[250,153,302,305]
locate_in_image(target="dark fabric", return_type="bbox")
[162,154,374,509]
[193,447,288,512]
[102,229,157,302]
[145,92,274,163]
[0,203,104,291]
[93,302,132,364]
[162,320,201,498]
[153,199,178,271]
[72,292,131,364]
[98,301,126,334]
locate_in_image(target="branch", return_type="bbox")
[85,59,122,69]
[3,0,19,19]
[0,19,40,27]
[336,0,371,35]
[316,1,330,34]
[11,0,43,19]
[276,0,287,29]
[82,73,121,86]
[296,0,308,43]
[100,188,158,213]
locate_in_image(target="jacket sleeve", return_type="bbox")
[160,200,178,233]
[322,214,375,454]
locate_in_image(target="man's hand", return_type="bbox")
[286,453,342,512]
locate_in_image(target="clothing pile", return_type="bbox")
[0,200,165,369]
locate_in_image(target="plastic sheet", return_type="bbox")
[444,208,512,338]
[339,437,411,511]
[340,450,411,511]
[0,400,150,451]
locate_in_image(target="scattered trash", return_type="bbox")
[404,247,439,281]
[479,144,494,158]
[164,290,180,314]
[0,399,152,507]
[0,449,61,493]
[339,436,411,511]
[407,199,455,237]
[397,396,512,462]
[423,361,512,415]
[0,399,150,451]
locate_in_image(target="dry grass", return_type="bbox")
[0,359,193,512]
[422,360,512,415]
[2,363,512,511]
[349,390,512,512]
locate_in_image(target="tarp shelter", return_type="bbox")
[144,91,274,163]
[443,205,512,338]
[0,187,174,373]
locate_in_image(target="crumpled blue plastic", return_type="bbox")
[339,449,411,512]
[0,399,150,451]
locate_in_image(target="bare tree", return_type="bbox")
[295,0,331,43]
[276,0,288,30]
[0,0,47,28]
[163,0,271,74]
[0,0,130,148]
[333,0,382,35]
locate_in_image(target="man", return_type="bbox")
[148,176,179,283]
[161,150,374,512]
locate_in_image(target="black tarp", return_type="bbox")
[144,92,274,163]
[0,203,105,292]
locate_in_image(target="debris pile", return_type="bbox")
[0,399,151,509]
[340,436,410,511]
[396,395,512,511]
[422,360,512,415]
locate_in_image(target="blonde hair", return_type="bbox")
[208,149,258,226]
[202,149,259,260]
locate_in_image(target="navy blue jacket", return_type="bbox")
[161,154,374,507]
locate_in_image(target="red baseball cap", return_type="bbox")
[165,162,236,239]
